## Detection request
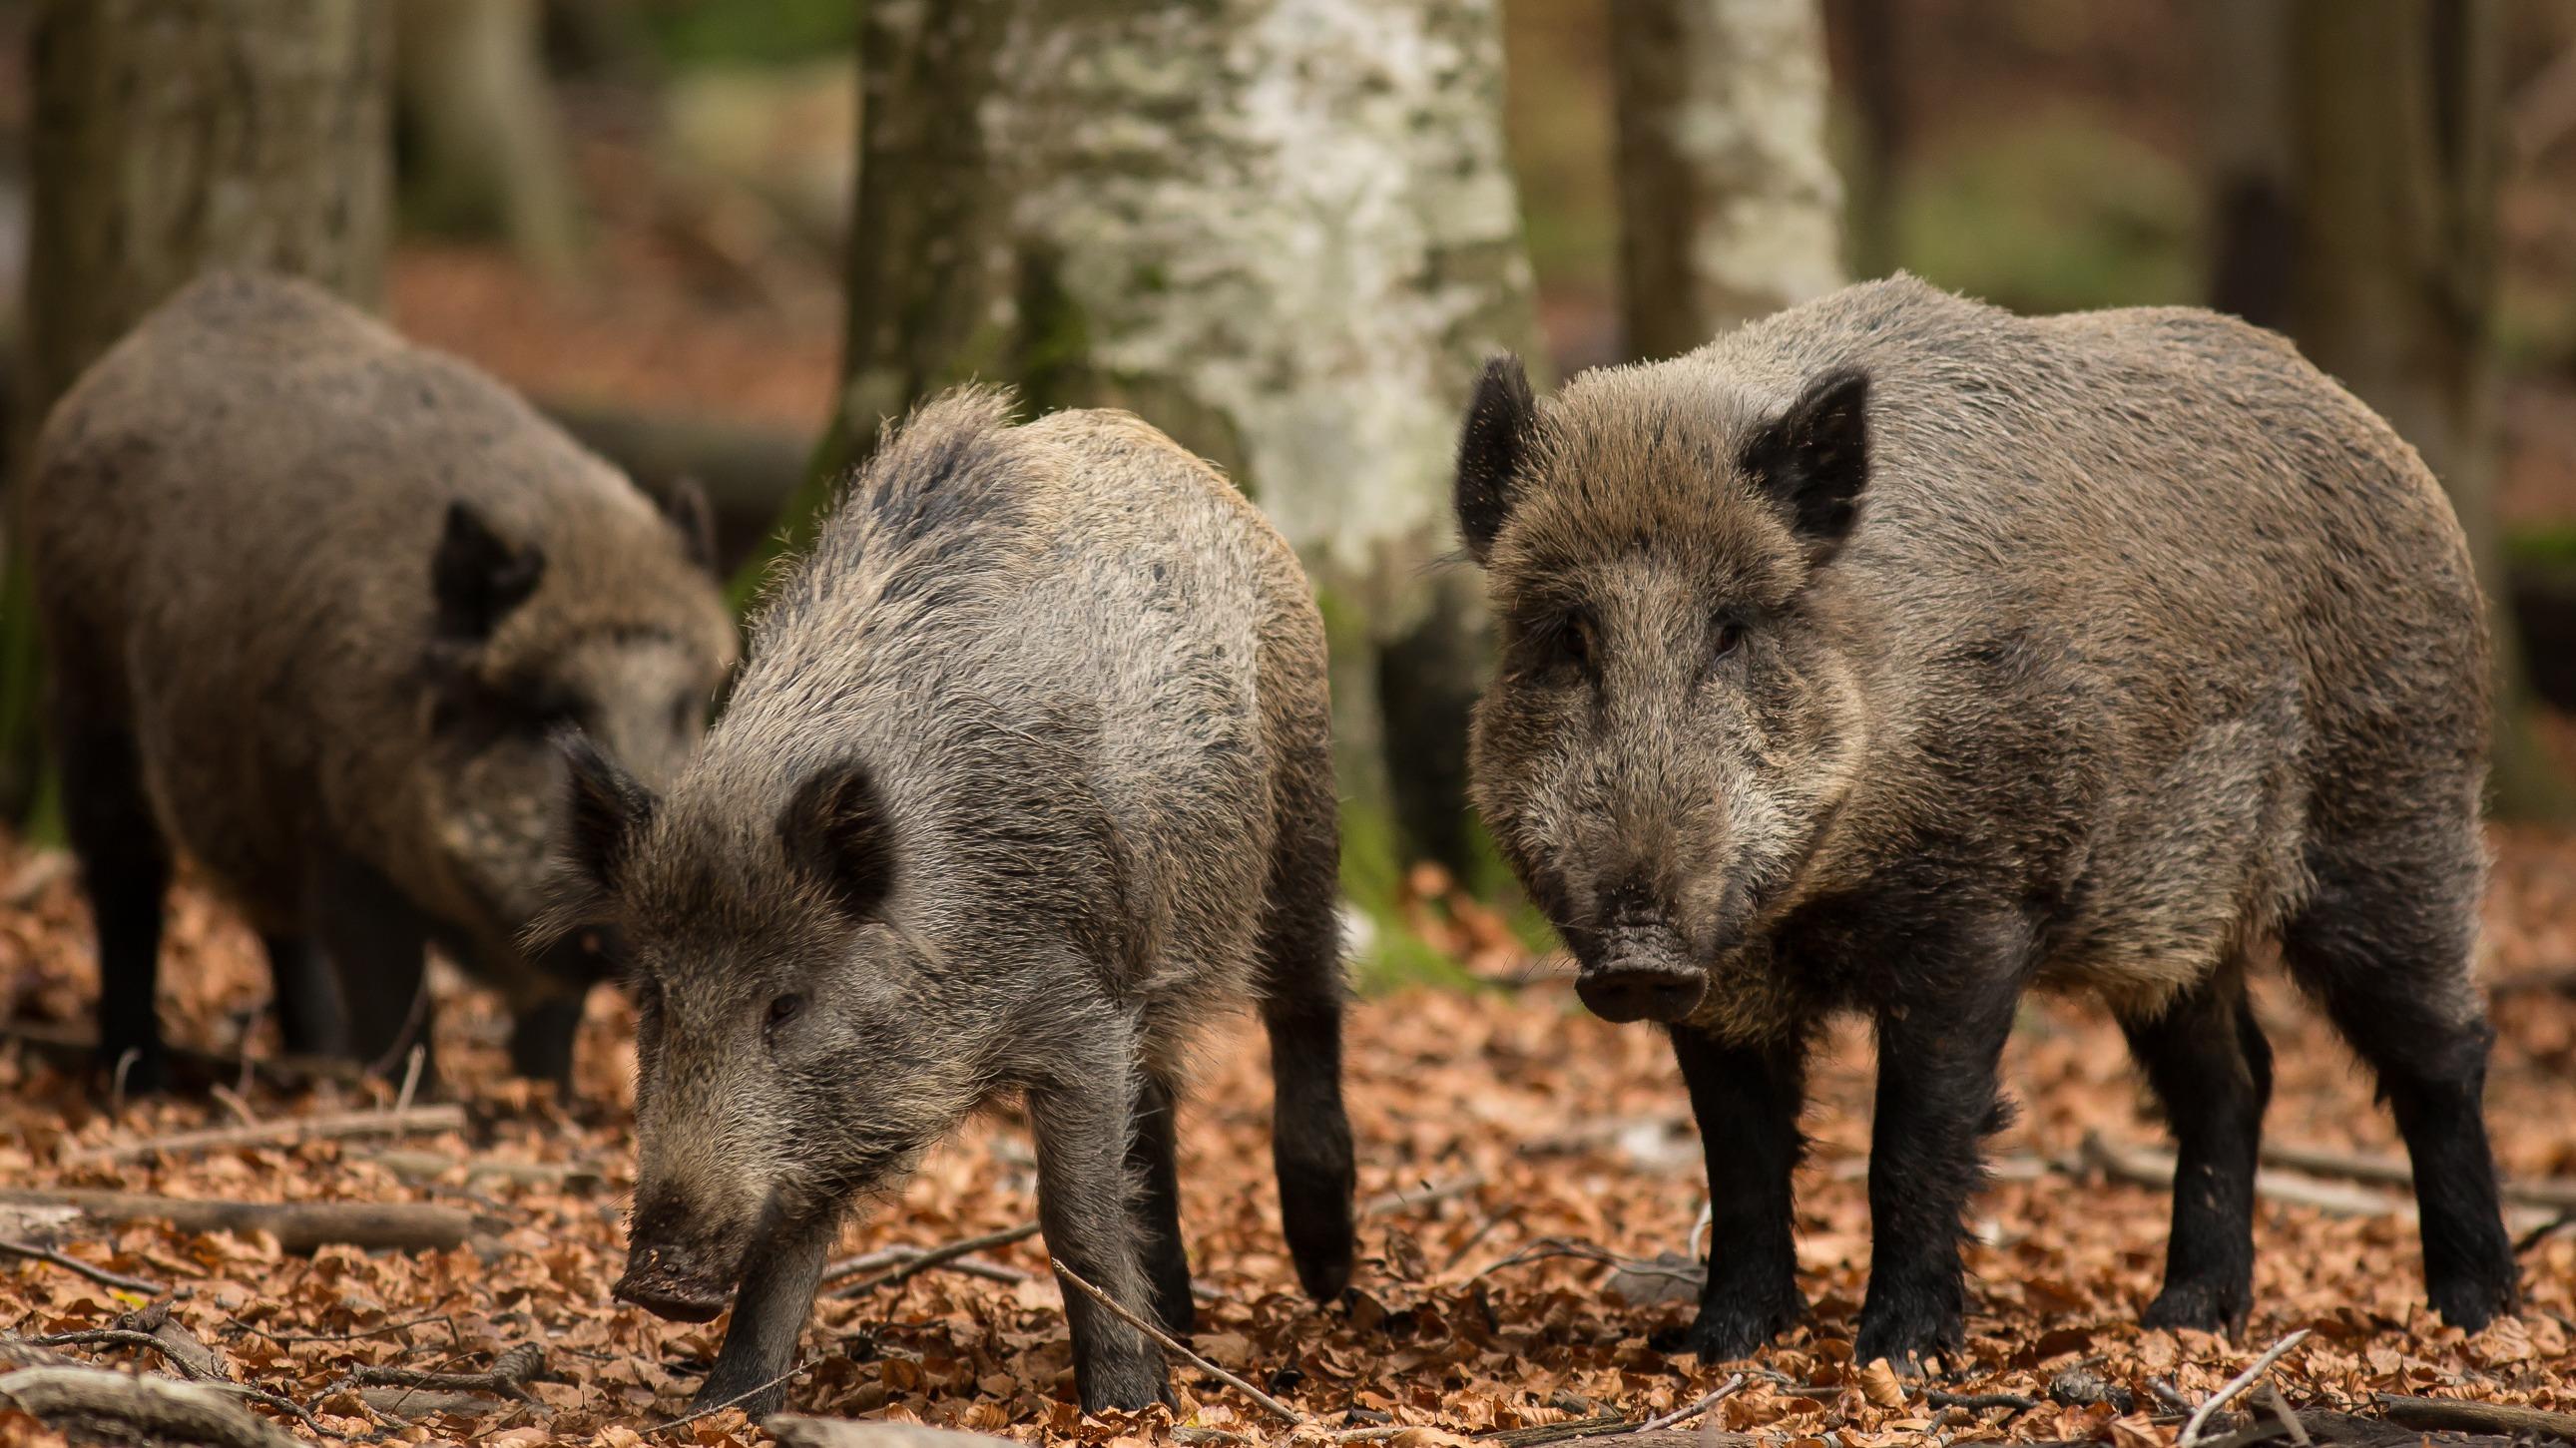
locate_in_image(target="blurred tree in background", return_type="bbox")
[395,0,581,283]
[0,0,392,825]
[1610,0,1844,357]
[2271,0,2571,815]
[800,0,1543,926]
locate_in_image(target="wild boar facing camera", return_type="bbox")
[26,271,737,1093]
[1455,274,2517,1369]
[549,388,1356,1415]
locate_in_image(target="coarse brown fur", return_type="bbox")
[550,388,1355,1416]
[26,270,736,1089]
[1456,274,2516,1368]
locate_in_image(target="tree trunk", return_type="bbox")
[1610,0,1844,360]
[815,0,1543,888]
[394,0,583,281]
[2285,0,2572,816]
[2,0,392,823]
[2194,0,2296,328]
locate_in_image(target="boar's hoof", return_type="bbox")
[2425,1267,2518,1336]
[1576,967,1707,1025]
[1654,1292,1803,1362]
[1852,1305,1960,1379]
[613,1256,732,1323]
[2139,1278,2250,1335]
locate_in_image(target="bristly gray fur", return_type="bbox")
[1458,272,2516,1369]
[562,386,1353,1416]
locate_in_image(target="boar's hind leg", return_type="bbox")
[2282,835,2516,1331]
[1658,1026,1809,1361]
[1030,1067,1171,1411]
[263,934,347,1058]
[2117,962,2271,1332]
[1127,1069,1196,1333]
[312,852,433,1080]
[1256,752,1357,1303]
[58,703,172,1093]
[1855,922,2029,1372]
[693,1210,835,1417]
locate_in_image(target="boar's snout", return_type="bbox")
[1577,964,1706,1023]
[1575,914,1709,1024]
[613,1239,736,1323]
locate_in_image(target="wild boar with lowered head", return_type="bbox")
[26,270,737,1092]
[547,388,1356,1415]
[1453,274,2517,1369]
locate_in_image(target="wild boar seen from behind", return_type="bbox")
[1454,275,2518,1370]
[26,270,737,1092]
[551,387,1357,1415]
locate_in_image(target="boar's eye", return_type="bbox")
[1550,612,1598,676]
[766,992,805,1036]
[1712,619,1744,661]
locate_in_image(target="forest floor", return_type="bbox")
[3,830,2576,1447]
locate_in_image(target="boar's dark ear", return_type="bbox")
[659,476,718,572]
[1455,353,1536,565]
[1742,367,1870,555]
[433,502,547,640]
[556,728,657,889]
[779,760,895,920]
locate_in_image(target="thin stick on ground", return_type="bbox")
[1634,1373,1745,1433]
[827,1222,1041,1296]
[2260,1383,2313,1448]
[1050,1259,1306,1427]
[1359,1173,1486,1217]
[0,1238,170,1296]
[2179,1329,2312,1448]
[59,1103,466,1169]
[644,1355,819,1436]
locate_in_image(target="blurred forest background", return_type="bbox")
[0,0,2573,986]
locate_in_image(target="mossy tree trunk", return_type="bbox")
[1610,0,1844,360]
[2,0,392,824]
[806,0,1543,889]
[2285,0,2573,817]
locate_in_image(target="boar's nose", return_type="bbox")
[614,1240,735,1322]
[1577,965,1708,1024]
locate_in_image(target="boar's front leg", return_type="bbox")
[1855,929,2026,1372]
[1659,1025,1809,1361]
[1030,1060,1171,1412]
[693,1208,835,1417]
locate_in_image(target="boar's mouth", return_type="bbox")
[1571,918,1711,1025]
[613,1241,738,1323]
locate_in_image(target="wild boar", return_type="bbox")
[548,387,1356,1414]
[1452,274,2518,1368]
[26,270,737,1091]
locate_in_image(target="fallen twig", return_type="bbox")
[1361,1173,1486,1216]
[0,1236,171,1295]
[2259,1383,2312,1448]
[2082,1135,2412,1218]
[0,1363,299,1448]
[1051,1259,1305,1427]
[1478,1411,1631,1446]
[2376,1393,2576,1440]
[828,1222,1041,1296]
[0,1189,479,1254]
[352,1341,546,1402]
[1634,1373,1744,1433]
[645,1355,819,1435]
[2259,1140,2576,1211]
[358,1149,605,1192]
[60,1102,466,1169]
[1925,1389,2041,1413]
[2179,1329,2311,1448]
[765,1420,1020,1448]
